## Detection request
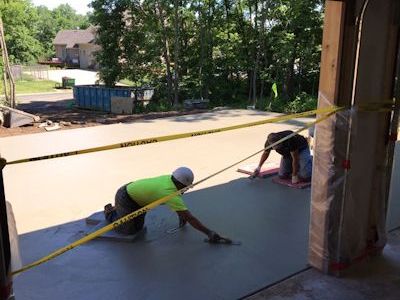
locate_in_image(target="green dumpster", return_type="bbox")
[62,77,75,89]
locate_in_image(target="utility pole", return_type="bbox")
[0,16,15,108]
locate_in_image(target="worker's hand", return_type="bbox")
[251,166,261,178]
[208,231,222,243]
[292,175,300,184]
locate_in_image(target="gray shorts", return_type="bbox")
[109,184,146,234]
[279,148,313,180]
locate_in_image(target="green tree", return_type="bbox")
[34,6,56,59]
[0,0,42,63]
[90,0,130,86]
[52,4,90,31]
[267,0,323,101]
[90,0,323,112]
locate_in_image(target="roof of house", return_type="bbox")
[53,27,96,48]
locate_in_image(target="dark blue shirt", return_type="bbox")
[265,130,308,157]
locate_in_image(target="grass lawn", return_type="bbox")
[119,79,135,86]
[15,79,58,94]
[0,78,58,95]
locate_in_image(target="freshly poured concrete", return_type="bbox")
[14,178,312,300]
[246,229,400,300]
[1,109,307,234]
[85,212,147,242]
[1,109,398,299]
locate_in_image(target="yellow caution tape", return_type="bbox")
[193,107,344,187]
[12,188,183,276]
[11,106,343,276]
[6,106,339,165]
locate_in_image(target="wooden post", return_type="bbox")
[0,17,16,108]
[309,0,400,274]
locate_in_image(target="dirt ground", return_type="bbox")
[0,101,210,137]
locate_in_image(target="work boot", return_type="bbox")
[104,203,116,222]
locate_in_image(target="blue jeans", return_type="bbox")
[279,148,313,180]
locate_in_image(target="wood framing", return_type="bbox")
[309,0,400,274]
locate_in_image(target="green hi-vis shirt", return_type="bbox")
[126,175,188,211]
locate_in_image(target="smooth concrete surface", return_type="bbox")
[14,178,312,300]
[1,109,398,299]
[271,177,311,189]
[237,162,279,177]
[85,212,147,242]
[245,229,400,300]
[1,109,312,234]
[47,69,99,85]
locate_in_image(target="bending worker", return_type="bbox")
[253,130,313,183]
[104,167,222,242]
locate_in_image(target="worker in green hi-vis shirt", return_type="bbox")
[104,167,222,242]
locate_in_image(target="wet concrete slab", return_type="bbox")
[1,109,305,235]
[271,177,311,189]
[0,109,310,163]
[246,229,400,300]
[85,212,147,242]
[14,177,312,300]
[237,162,279,178]
[1,109,398,299]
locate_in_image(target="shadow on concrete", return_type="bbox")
[16,99,215,125]
[18,99,75,111]
[16,95,314,128]
[246,230,400,300]
[15,176,313,300]
[14,168,400,300]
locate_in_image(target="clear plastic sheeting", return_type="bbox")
[387,143,400,230]
[6,201,22,276]
[309,106,349,272]
[309,98,397,273]
[308,0,400,274]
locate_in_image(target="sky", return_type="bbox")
[31,0,92,15]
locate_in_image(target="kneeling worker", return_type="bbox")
[253,130,312,183]
[104,167,222,242]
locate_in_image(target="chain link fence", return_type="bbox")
[20,65,50,80]
[10,65,23,80]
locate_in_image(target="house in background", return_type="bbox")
[53,26,100,69]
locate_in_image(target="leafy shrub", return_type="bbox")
[133,101,146,114]
[265,92,317,113]
[133,99,175,114]
[268,97,286,112]
[284,92,317,113]
[145,100,173,112]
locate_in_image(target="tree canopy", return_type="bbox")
[90,0,323,111]
[1,0,324,112]
[0,0,90,63]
